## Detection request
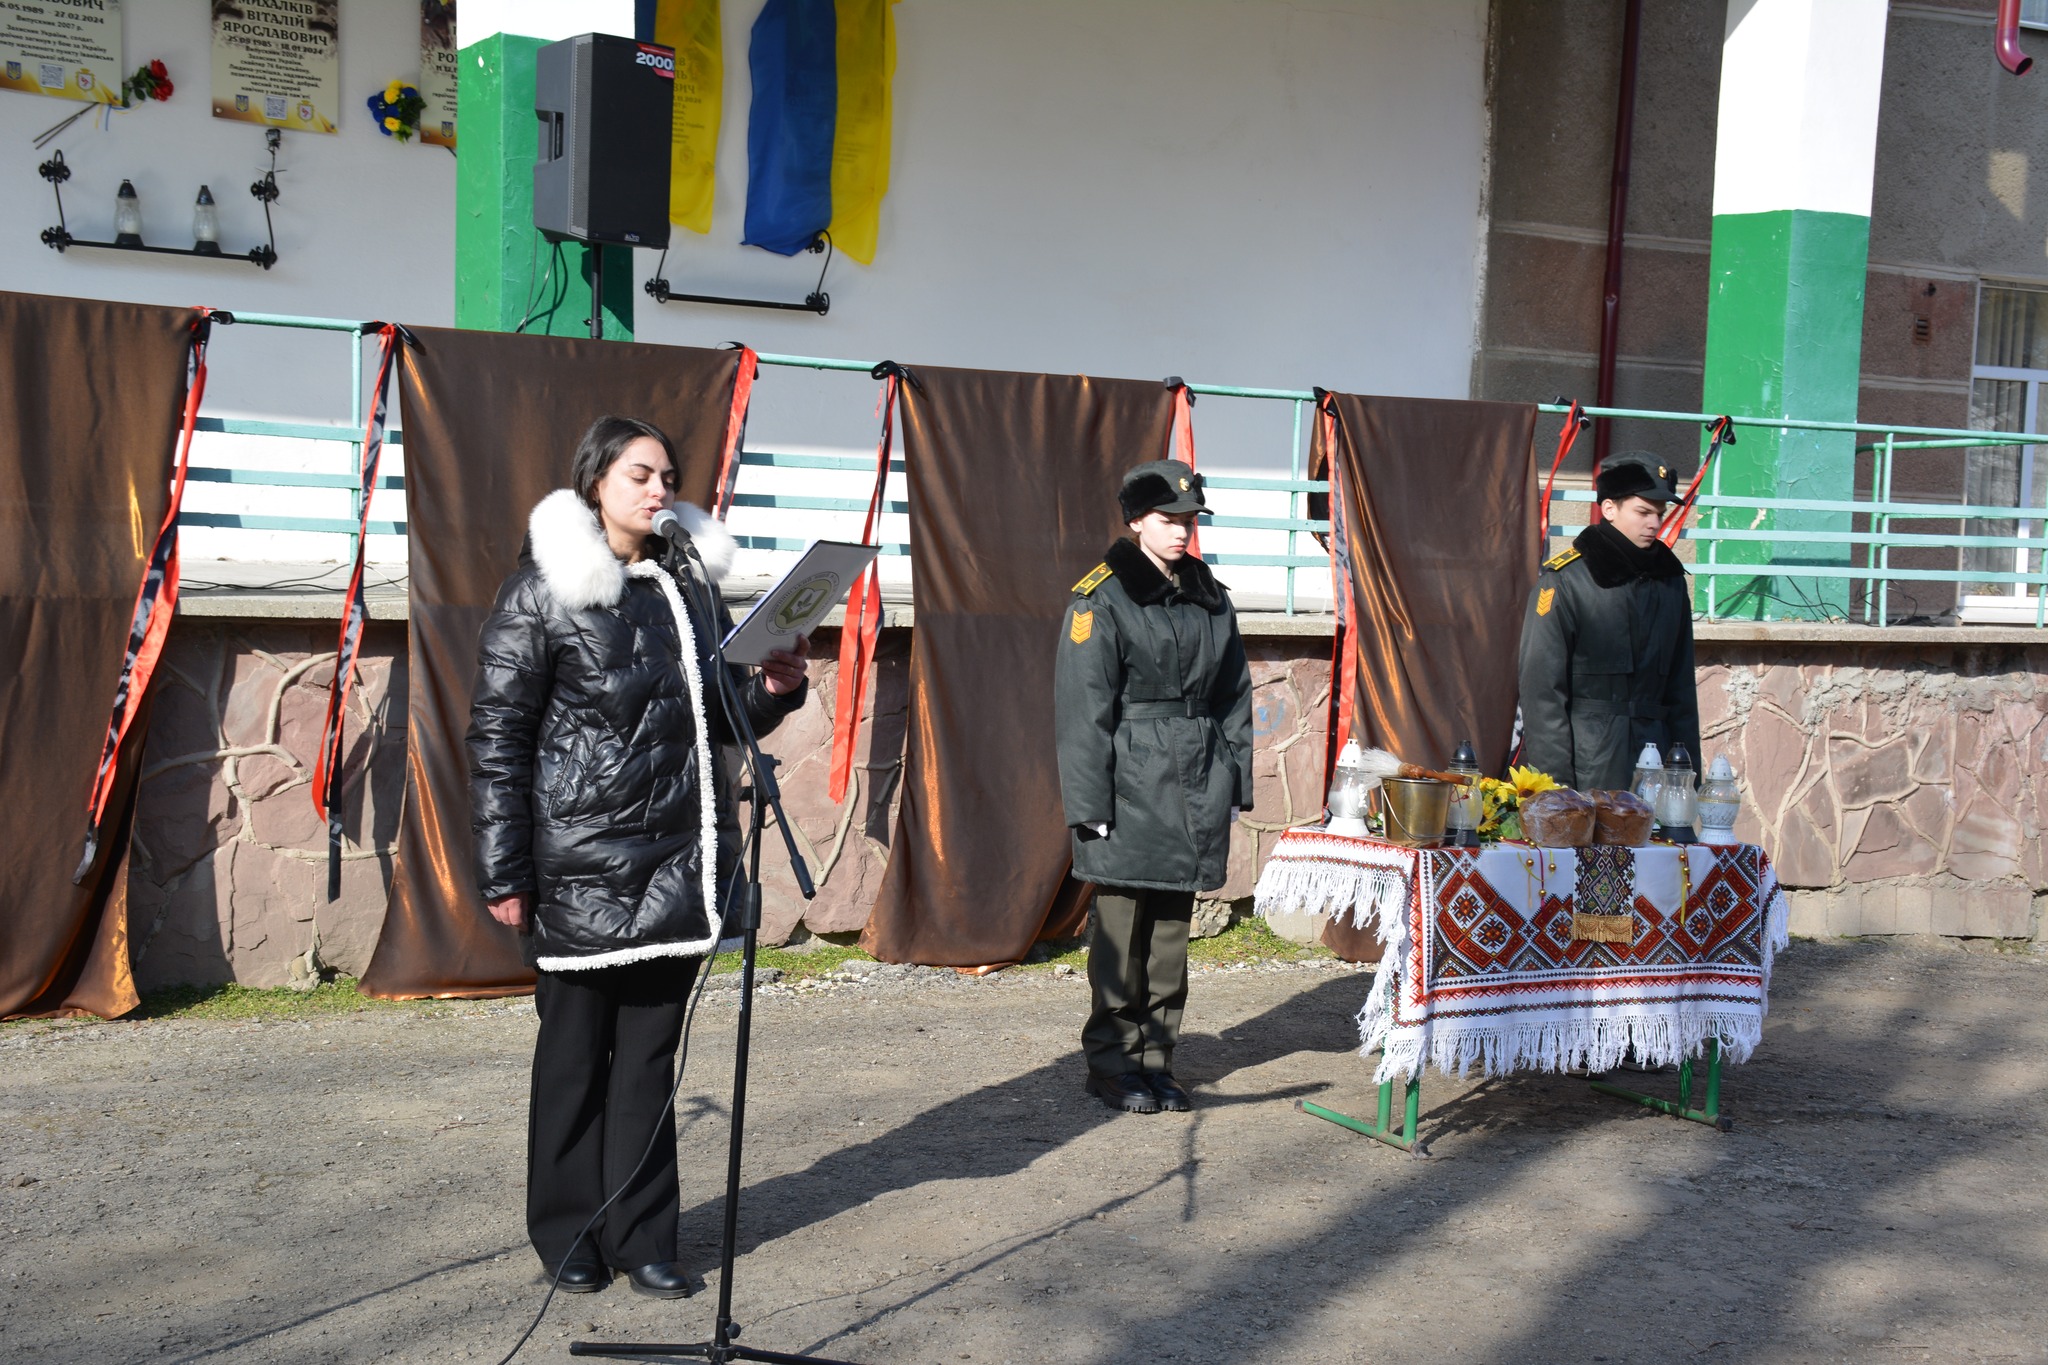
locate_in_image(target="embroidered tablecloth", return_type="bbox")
[1252,831,1790,1083]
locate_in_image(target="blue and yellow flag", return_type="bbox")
[743,0,895,264]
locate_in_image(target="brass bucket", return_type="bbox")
[1380,776,1451,847]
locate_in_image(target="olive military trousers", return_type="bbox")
[1083,887,1195,1077]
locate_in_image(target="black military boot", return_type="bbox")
[1086,1072,1160,1114]
[1143,1072,1192,1112]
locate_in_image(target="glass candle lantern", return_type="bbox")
[1445,739,1482,847]
[192,185,220,254]
[114,179,143,246]
[1697,754,1742,844]
[1656,743,1697,841]
[1325,739,1372,838]
[1631,742,1664,810]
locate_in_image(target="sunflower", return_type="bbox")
[1506,765,1559,800]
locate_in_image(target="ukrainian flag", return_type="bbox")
[743,0,896,265]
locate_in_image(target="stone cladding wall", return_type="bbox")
[127,622,407,992]
[1698,641,2048,942]
[122,622,2048,989]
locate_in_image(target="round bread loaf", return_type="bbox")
[1521,787,1595,847]
[1593,789,1654,846]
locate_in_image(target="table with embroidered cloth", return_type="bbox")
[1252,829,1791,1153]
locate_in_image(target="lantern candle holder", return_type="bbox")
[37,131,284,269]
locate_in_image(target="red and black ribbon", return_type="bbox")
[827,362,902,806]
[1539,399,1588,556]
[1164,377,1199,557]
[713,344,759,519]
[73,308,214,883]
[311,323,401,901]
[1659,415,1736,547]
[1314,390,1358,791]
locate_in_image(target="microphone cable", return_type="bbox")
[491,533,780,1365]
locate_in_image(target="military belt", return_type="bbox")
[1122,698,1211,719]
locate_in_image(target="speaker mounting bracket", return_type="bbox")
[645,233,833,316]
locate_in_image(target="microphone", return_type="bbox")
[650,507,688,547]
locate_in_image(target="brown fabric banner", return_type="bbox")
[0,291,194,1018]
[862,367,1175,967]
[1321,393,1538,778]
[360,328,742,999]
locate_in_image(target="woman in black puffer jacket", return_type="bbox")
[467,415,808,1298]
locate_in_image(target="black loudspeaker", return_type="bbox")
[534,32,674,248]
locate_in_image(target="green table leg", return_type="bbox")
[1297,1071,1429,1156]
[1588,1037,1735,1132]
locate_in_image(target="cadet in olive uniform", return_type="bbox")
[1517,451,1700,791]
[1055,460,1254,1115]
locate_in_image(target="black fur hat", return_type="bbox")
[1595,451,1681,505]
[1119,459,1206,522]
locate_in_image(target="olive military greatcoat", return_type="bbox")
[1055,538,1254,892]
[1516,522,1700,791]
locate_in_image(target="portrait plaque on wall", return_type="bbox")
[211,0,340,134]
[0,0,124,106]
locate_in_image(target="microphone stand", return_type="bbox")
[571,534,862,1365]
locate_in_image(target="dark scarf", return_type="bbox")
[1103,537,1224,610]
[1574,520,1683,589]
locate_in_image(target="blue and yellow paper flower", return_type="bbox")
[366,82,425,142]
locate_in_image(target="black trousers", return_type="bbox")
[1083,887,1195,1077]
[528,956,700,1270]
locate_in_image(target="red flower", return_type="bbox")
[156,80,173,99]
[149,59,167,79]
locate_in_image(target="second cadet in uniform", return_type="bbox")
[1054,459,1254,1115]
[1517,451,1701,790]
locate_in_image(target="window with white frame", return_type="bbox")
[1964,283,2048,619]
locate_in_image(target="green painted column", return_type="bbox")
[454,34,634,338]
[1698,0,1888,619]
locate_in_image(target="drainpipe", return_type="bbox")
[1591,0,1644,520]
[1997,0,2033,75]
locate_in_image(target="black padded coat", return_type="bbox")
[1516,521,1699,791]
[1054,539,1255,893]
[467,491,804,972]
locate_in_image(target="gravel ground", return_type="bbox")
[3,937,2046,1365]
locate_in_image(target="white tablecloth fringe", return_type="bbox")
[1358,1007,1768,1084]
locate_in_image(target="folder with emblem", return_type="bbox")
[720,540,881,665]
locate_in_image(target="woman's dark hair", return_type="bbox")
[572,415,678,507]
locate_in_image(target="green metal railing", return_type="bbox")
[184,314,2048,623]
[1532,403,2048,626]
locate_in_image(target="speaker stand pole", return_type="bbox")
[588,245,606,341]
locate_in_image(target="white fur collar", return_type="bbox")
[526,489,735,611]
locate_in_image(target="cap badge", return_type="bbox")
[1658,465,1668,478]
[1178,476,1190,491]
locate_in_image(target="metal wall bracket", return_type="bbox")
[39,129,283,270]
[644,232,833,316]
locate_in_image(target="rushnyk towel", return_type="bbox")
[1254,833,1790,1084]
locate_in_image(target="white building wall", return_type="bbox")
[0,0,1489,594]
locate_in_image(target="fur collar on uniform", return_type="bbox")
[1574,520,1683,589]
[528,489,736,610]
[1103,536,1224,611]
